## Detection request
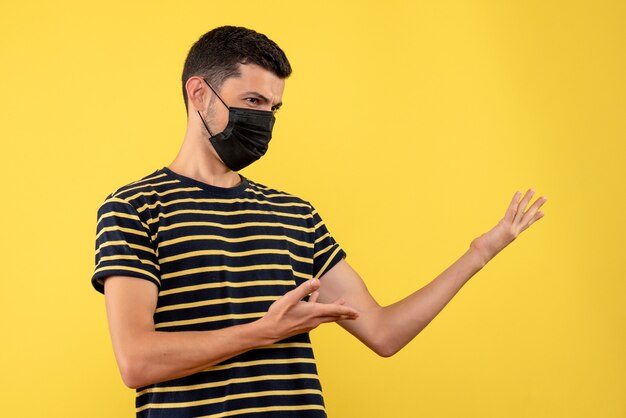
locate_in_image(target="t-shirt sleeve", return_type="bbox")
[310,203,346,280]
[91,197,160,294]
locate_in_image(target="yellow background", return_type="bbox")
[1,1,624,417]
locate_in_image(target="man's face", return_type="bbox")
[202,63,285,136]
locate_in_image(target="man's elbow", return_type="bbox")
[360,311,405,357]
[117,352,149,389]
[120,370,143,390]
[367,332,405,358]
[372,340,400,358]
[371,328,423,357]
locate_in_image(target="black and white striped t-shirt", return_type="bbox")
[91,167,346,418]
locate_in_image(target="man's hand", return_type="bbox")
[471,188,548,265]
[258,278,360,341]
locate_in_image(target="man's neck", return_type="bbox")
[168,130,242,189]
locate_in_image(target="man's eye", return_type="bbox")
[246,98,259,105]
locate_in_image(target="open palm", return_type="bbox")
[471,189,548,264]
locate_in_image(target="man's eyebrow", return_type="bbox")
[241,91,282,108]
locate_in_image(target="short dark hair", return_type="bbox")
[181,26,292,113]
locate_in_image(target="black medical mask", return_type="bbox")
[197,78,275,171]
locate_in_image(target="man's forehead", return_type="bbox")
[223,63,285,98]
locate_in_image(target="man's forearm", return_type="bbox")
[116,319,275,389]
[375,244,487,356]
[110,276,358,390]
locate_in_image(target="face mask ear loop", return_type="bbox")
[202,78,230,110]
[197,110,215,137]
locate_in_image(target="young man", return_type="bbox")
[92,26,547,417]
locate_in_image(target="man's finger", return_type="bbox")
[283,278,320,304]
[520,196,547,227]
[315,303,359,319]
[513,188,535,225]
[522,210,545,232]
[308,291,320,304]
[317,314,359,324]
[504,191,522,223]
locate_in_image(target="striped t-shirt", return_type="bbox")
[91,167,346,418]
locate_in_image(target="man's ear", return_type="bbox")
[186,76,208,113]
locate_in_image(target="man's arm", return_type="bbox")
[104,275,358,389]
[316,189,547,357]
[315,248,484,357]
